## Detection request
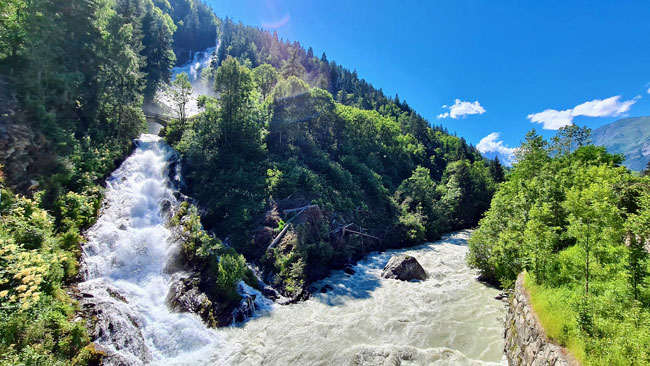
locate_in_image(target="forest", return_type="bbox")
[0,0,501,364]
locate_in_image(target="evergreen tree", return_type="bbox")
[489,156,506,183]
[281,47,306,79]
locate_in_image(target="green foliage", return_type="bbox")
[0,0,185,363]
[167,0,219,64]
[169,52,497,292]
[253,63,279,99]
[216,253,246,302]
[0,186,95,365]
[470,126,650,365]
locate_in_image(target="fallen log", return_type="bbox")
[342,229,380,240]
[267,223,291,251]
[283,205,318,214]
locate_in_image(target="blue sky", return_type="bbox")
[207,0,650,162]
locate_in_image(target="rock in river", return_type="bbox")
[381,255,427,281]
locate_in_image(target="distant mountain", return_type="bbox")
[592,116,650,171]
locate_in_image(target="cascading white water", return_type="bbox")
[78,134,506,365]
[153,44,218,118]
[78,135,222,366]
[171,47,216,82]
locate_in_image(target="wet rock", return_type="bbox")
[343,267,355,275]
[276,288,311,305]
[232,294,256,323]
[78,283,152,365]
[166,277,214,325]
[381,255,427,281]
[106,288,128,303]
[320,284,334,293]
[476,273,501,288]
[261,287,280,301]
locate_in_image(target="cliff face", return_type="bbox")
[504,274,575,366]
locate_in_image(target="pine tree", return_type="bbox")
[489,156,506,183]
[281,47,306,79]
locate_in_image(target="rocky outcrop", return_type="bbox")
[505,273,577,366]
[381,255,427,281]
[166,276,216,326]
[77,283,153,366]
[232,294,256,323]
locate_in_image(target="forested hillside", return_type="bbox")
[469,125,650,365]
[0,0,501,363]
[165,18,504,298]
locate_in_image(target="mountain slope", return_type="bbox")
[592,116,650,171]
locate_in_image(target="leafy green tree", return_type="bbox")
[216,253,246,301]
[551,124,591,156]
[96,20,145,139]
[564,165,624,296]
[524,202,557,283]
[626,185,650,301]
[171,71,192,126]
[253,63,278,99]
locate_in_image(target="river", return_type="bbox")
[78,135,506,366]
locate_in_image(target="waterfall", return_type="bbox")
[153,43,219,119]
[78,135,221,366]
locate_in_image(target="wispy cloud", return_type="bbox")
[476,132,516,165]
[437,99,486,119]
[527,95,639,130]
[647,87,650,95]
[262,14,291,29]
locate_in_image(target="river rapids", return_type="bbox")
[78,135,506,365]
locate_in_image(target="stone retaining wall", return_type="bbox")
[504,273,576,366]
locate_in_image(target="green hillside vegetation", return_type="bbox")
[0,0,185,363]
[469,125,650,365]
[592,116,650,172]
[167,55,501,296]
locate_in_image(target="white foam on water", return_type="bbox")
[78,134,223,365]
[155,44,218,118]
[213,231,507,366]
[78,134,506,365]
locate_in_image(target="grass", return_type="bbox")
[523,272,586,364]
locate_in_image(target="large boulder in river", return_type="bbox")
[381,255,427,281]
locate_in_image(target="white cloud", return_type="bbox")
[527,109,574,130]
[647,87,650,95]
[437,99,486,119]
[571,96,637,117]
[527,95,639,130]
[476,132,516,165]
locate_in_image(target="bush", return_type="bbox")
[216,253,247,302]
